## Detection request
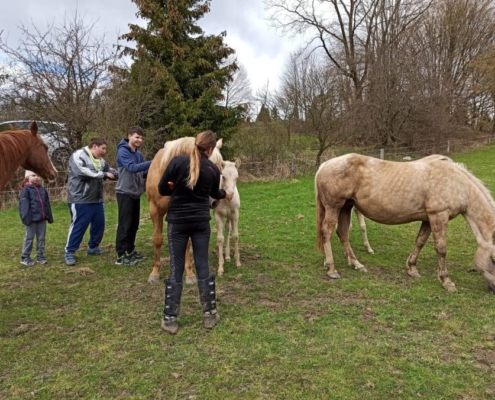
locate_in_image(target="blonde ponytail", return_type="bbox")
[187,130,217,189]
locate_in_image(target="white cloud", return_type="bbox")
[1,0,303,93]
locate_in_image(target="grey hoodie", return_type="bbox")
[115,139,152,199]
[67,147,117,204]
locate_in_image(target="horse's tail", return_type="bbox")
[315,171,325,252]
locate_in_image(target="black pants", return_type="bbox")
[167,221,211,283]
[116,193,141,257]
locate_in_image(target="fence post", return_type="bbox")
[290,158,296,178]
[447,140,450,153]
[380,149,384,159]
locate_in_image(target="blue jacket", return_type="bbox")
[19,183,54,226]
[115,139,152,199]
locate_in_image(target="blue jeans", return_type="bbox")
[167,221,211,283]
[65,203,105,253]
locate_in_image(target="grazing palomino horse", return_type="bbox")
[146,137,224,284]
[349,208,374,254]
[315,153,495,293]
[214,159,241,275]
[0,121,57,196]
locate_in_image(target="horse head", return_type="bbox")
[474,242,495,293]
[220,159,240,198]
[21,121,58,181]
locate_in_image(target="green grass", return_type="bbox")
[2,147,495,399]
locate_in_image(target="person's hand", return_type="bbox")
[106,172,115,180]
[226,192,234,201]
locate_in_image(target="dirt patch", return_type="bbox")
[473,348,495,370]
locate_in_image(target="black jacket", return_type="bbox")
[19,183,54,226]
[158,154,226,223]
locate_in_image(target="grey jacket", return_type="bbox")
[67,148,117,204]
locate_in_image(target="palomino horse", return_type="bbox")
[214,159,241,275]
[315,153,495,293]
[146,137,224,284]
[0,121,57,194]
[349,208,374,254]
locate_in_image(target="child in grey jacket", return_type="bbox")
[19,170,54,266]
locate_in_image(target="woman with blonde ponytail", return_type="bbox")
[157,130,233,334]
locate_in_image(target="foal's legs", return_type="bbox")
[214,213,225,276]
[337,205,367,272]
[406,221,431,278]
[429,212,456,291]
[231,210,241,268]
[225,219,232,262]
[354,209,374,254]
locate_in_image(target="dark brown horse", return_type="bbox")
[0,121,58,197]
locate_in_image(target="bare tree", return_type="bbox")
[0,12,119,153]
[277,51,344,164]
[221,55,253,108]
[265,0,433,102]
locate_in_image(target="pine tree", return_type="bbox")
[256,104,271,123]
[119,0,244,142]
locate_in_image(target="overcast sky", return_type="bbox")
[0,0,302,96]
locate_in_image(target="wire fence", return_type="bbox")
[1,135,493,209]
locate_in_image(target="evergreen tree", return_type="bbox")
[119,0,244,143]
[256,104,271,123]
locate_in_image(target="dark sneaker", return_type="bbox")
[115,255,137,266]
[87,247,107,255]
[128,250,146,262]
[64,252,76,266]
[20,258,35,266]
[37,256,48,265]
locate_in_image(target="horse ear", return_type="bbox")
[30,121,38,136]
[234,158,241,168]
[9,124,17,131]
[216,139,223,149]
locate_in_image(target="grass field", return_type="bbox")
[1,147,495,399]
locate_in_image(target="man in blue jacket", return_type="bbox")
[115,126,152,265]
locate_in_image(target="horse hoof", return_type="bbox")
[185,276,197,285]
[327,272,341,279]
[356,266,367,272]
[236,263,241,268]
[443,284,457,292]
[217,271,224,276]
[407,271,421,278]
[148,275,160,284]
[368,249,375,254]
[225,257,231,262]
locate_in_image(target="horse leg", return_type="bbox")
[215,213,225,276]
[337,205,367,272]
[406,221,431,278]
[429,212,456,291]
[225,219,232,262]
[354,209,374,254]
[148,202,164,284]
[322,206,341,279]
[232,211,241,268]
[185,239,196,284]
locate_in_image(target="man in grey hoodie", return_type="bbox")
[115,126,152,265]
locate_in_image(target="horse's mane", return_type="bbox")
[159,137,223,171]
[451,160,495,214]
[0,130,34,173]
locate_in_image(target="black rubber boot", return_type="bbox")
[198,275,220,329]
[161,279,183,335]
